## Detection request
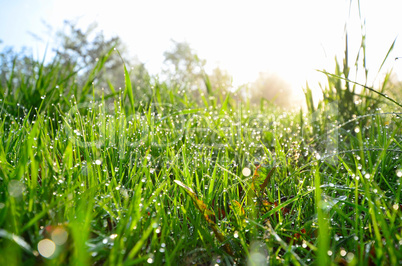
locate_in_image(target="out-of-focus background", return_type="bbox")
[1,0,401,108]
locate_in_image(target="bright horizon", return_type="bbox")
[1,0,402,105]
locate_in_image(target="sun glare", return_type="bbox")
[1,0,401,105]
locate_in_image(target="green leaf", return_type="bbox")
[174,180,233,255]
[116,49,135,112]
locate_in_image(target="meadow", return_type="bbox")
[0,34,402,265]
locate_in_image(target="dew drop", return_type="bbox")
[396,169,402,178]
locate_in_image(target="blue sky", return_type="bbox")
[1,0,401,101]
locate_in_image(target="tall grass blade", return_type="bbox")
[317,70,402,108]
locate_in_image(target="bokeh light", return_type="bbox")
[51,227,68,245]
[38,239,56,258]
[242,167,251,177]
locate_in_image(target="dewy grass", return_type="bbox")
[1,22,402,266]
[1,68,401,265]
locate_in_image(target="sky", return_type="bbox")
[1,0,402,103]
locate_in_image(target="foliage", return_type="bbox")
[1,8,402,265]
[208,66,233,94]
[53,20,130,90]
[387,74,402,104]
[305,25,397,131]
[163,40,206,91]
[0,44,78,120]
[1,45,401,264]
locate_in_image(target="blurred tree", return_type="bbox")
[248,72,293,108]
[208,66,232,93]
[0,19,154,118]
[0,45,31,88]
[163,40,206,91]
[47,19,154,105]
[53,20,131,90]
[0,41,77,120]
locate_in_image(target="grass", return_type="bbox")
[1,30,402,266]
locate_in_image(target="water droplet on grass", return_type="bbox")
[234,231,239,238]
[396,169,402,177]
